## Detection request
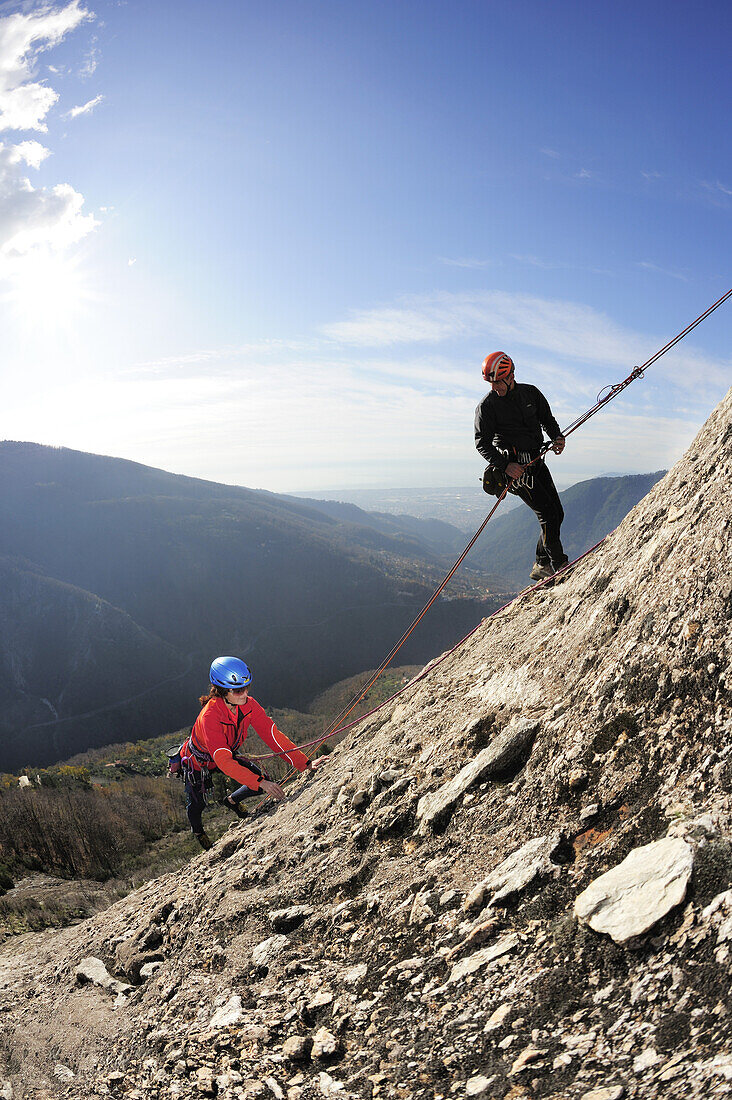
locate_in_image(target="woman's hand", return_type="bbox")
[259,779,287,801]
[505,461,524,480]
[551,435,565,455]
[307,756,328,772]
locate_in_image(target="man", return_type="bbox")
[474,351,568,582]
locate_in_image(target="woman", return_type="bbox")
[179,656,325,849]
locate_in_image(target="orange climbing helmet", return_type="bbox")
[482,351,514,383]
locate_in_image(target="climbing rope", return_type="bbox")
[255,289,731,799]
[246,534,609,763]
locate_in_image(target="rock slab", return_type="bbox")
[448,932,519,983]
[416,719,538,832]
[574,837,694,943]
[480,834,561,906]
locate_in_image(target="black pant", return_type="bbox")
[184,760,268,835]
[510,459,566,569]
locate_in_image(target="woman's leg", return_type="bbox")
[184,771,206,834]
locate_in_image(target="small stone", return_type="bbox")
[478,835,562,907]
[379,768,404,785]
[569,768,589,791]
[416,719,538,831]
[252,935,288,968]
[510,1046,547,1075]
[633,1047,661,1074]
[342,963,368,985]
[465,1074,495,1096]
[209,994,245,1029]
[311,1027,340,1061]
[268,906,314,933]
[282,1036,310,1062]
[484,1003,512,1032]
[410,889,435,925]
[264,1077,285,1099]
[463,883,487,912]
[195,1066,216,1094]
[448,933,519,983]
[216,1070,243,1089]
[140,961,163,979]
[75,957,133,997]
[351,790,370,812]
[53,1065,75,1081]
[308,990,334,1012]
[317,1072,345,1097]
[580,1087,625,1100]
[580,804,600,823]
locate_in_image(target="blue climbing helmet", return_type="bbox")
[209,656,252,691]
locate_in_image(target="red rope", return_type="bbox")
[246,535,608,762]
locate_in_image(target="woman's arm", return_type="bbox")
[248,698,310,771]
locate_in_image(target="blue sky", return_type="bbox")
[0,0,729,491]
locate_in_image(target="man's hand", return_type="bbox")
[505,461,524,480]
[551,435,565,455]
[259,779,287,801]
[307,756,328,772]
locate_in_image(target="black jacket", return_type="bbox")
[474,383,561,470]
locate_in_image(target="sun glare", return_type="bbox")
[6,251,92,332]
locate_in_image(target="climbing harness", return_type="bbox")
[255,289,732,803]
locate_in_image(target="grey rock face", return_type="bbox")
[416,718,538,832]
[574,837,694,943]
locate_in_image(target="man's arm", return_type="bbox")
[474,400,508,469]
[534,388,562,441]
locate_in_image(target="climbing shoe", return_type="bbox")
[194,832,212,850]
[224,796,248,819]
[529,563,554,581]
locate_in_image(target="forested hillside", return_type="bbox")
[0,444,498,771]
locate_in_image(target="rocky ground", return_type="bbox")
[1,389,731,1100]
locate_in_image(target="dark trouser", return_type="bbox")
[510,459,566,569]
[184,768,211,835]
[184,760,268,835]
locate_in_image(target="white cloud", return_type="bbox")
[319,289,731,411]
[0,140,97,264]
[66,92,102,118]
[700,179,732,201]
[0,1,91,131]
[637,260,688,282]
[0,3,98,275]
[321,290,644,365]
[439,256,491,269]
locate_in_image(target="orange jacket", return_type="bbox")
[181,696,308,790]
